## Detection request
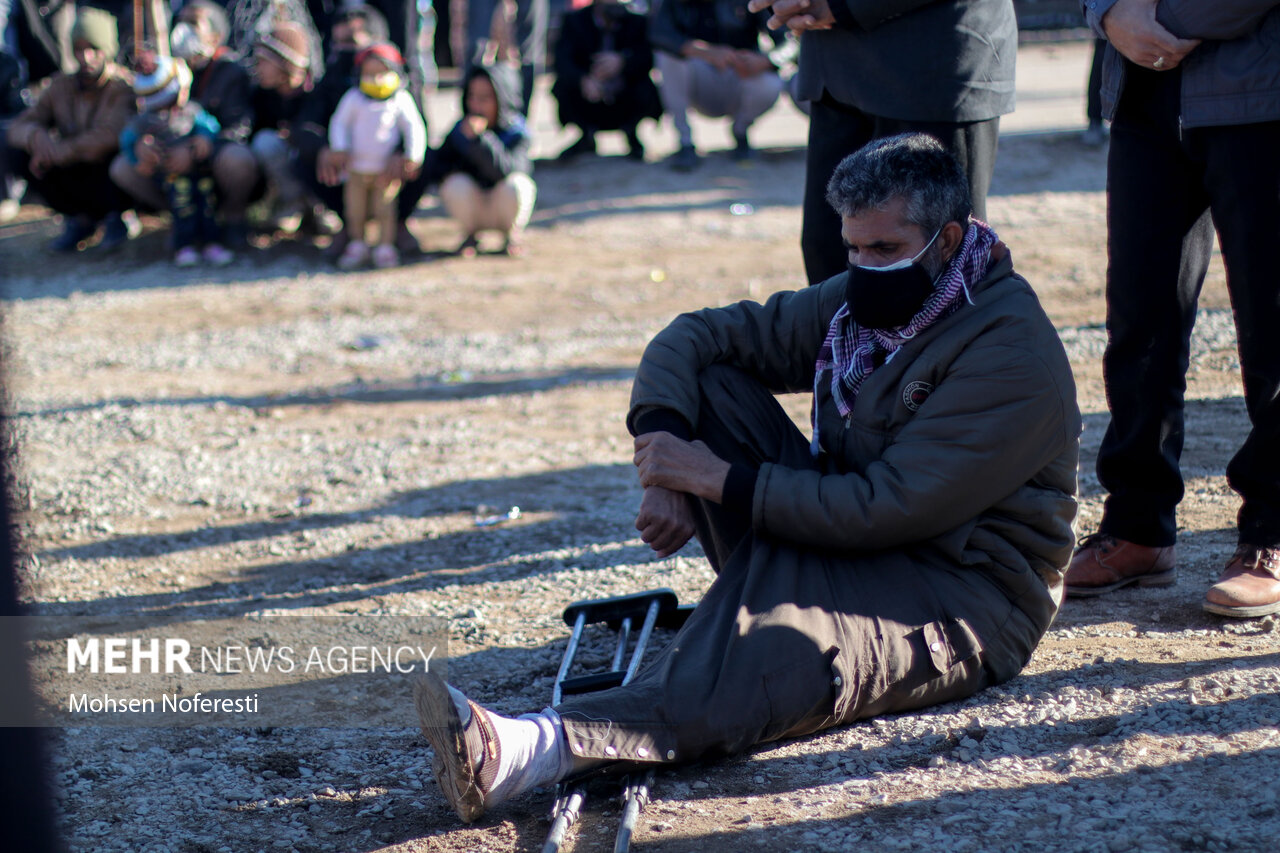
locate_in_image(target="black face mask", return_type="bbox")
[844,229,941,330]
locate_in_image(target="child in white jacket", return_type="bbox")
[328,43,427,269]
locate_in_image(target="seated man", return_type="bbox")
[551,0,661,161]
[415,133,1082,821]
[111,0,259,247]
[649,0,794,170]
[4,8,135,251]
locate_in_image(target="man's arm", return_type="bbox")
[1156,0,1280,42]
[751,341,1078,551]
[628,281,843,436]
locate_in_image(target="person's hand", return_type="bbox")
[461,114,489,139]
[189,136,213,162]
[590,50,624,79]
[685,41,735,71]
[163,144,194,175]
[1101,0,1199,70]
[730,50,774,79]
[747,0,835,33]
[27,128,57,176]
[318,147,346,185]
[635,485,696,558]
[581,76,604,103]
[134,135,161,178]
[634,432,732,501]
[402,157,421,181]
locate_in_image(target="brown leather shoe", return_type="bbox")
[1203,544,1280,618]
[1064,534,1176,597]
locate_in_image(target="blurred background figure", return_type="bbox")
[326,40,426,269]
[121,52,233,266]
[1082,37,1107,146]
[435,62,534,257]
[552,0,660,161]
[4,7,135,251]
[249,20,333,233]
[649,0,793,171]
[111,0,260,248]
[465,0,547,112]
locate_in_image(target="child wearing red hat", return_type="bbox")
[327,42,427,269]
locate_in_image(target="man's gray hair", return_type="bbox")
[825,133,972,236]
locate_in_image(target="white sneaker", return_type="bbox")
[337,239,369,270]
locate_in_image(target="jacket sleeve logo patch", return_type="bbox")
[903,380,934,412]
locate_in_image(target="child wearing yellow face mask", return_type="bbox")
[327,43,428,269]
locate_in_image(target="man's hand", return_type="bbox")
[635,485,696,557]
[684,41,736,71]
[460,115,489,139]
[590,50,624,79]
[581,76,604,103]
[634,432,732,502]
[747,0,835,33]
[1101,0,1200,69]
[318,147,346,186]
[189,136,212,162]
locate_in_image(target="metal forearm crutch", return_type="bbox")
[541,589,681,853]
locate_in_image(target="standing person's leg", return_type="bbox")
[1067,67,1214,597]
[167,174,200,263]
[1201,118,1280,615]
[338,172,373,268]
[872,116,999,224]
[370,178,402,268]
[801,94,874,285]
[374,179,400,247]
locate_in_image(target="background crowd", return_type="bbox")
[0,0,809,267]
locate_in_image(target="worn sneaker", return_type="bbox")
[1064,533,1176,597]
[202,243,234,266]
[50,216,97,252]
[337,239,369,270]
[174,246,200,267]
[1204,545,1280,618]
[371,243,399,268]
[413,672,498,823]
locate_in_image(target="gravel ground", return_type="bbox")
[4,44,1279,853]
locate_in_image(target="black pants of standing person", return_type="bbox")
[800,92,1000,285]
[1096,65,1280,550]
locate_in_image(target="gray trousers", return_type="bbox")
[557,365,1047,767]
[654,53,783,148]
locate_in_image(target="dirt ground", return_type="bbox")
[3,41,1278,853]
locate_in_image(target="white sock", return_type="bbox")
[443,685,574,805]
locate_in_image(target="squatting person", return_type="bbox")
[415,134,1082,822]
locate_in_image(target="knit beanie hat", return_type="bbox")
[70,7,119,59]
[354,42,405,78]
[256,22,311,71]
[134,55,192,111]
